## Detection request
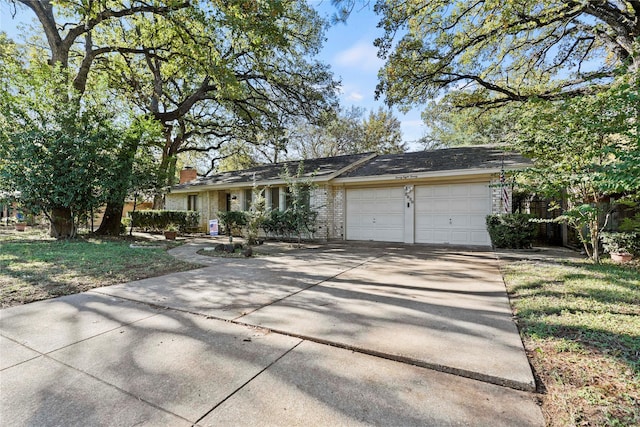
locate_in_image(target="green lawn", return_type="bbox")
[0,228,197,308]
[502,258,639,426]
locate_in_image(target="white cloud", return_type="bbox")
[401,119,424,128]
[346,91,364,101]
[334,41,383,72]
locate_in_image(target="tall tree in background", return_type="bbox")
[361,107,405,154]
[291,106,365,158]
[419,101,517,149]
[290,106,405,159]
[4,0,338,235]
[373,0,639,109]
[209,104,406,168]
[96,0,337,212]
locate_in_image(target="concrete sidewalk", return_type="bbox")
[0,242,544,426]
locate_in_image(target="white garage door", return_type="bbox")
[415,183,491,245]
[346,187,404,242]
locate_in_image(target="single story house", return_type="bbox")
[166,146,529,246]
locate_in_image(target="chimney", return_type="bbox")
[179,167,197,184]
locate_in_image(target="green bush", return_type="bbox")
[600,232,640,255]
[217,210,248,241]
[260,208,317,240]
[261,209,292,238]
[130,210,199,232]
[619,212,640,232]
[119,217,131,235]
[486,213,537,249]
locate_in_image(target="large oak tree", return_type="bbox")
[100,0,337,214]
[5,0,190,236]
[4,0,338,235]
[372,0,639,109]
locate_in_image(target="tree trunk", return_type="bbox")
[50,206,75,238]
[95,201,124,236]
[95,132,140,236]
[590,220,601,264]
[153,149,178,209]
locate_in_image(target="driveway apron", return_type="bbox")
[0,242,543,426]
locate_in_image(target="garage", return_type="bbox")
[414,183,491,246]
[345,187,404,242]
[171,146,528,243]
[345,182,492,246]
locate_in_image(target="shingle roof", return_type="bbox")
[172,146,530,191]
[338,146,530,178]
[173,152,373,190]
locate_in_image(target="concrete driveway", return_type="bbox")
[0,242,544,426]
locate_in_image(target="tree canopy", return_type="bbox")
[0,51,126,237]
[373,0,639,109]
[3,0,339,235]
[290,106,405,159]
[510,80,639,262]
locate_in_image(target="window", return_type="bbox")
[243,189,253,211]
[284,188,293,210]
[187,195,198,211]
[269,187,280,210]
[300,185,311,209]
[286,185,311,210]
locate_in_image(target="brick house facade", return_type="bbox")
[166,146,528,246]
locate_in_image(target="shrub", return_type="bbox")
[260,208,317,241]
[600,232,640,256]
[130,210,199,232]
[119,217,131,235]
[261,209,290,238]
[245,186,266,245]
[619,212,640,232]
[217,210,248,242]
[486,213,537,249]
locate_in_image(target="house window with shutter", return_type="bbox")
[269,187,279,210]
[243,189,252,211]
[187,195,198,211]
[285,185,311,210]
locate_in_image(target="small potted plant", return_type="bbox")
[601,232,638,264]
[10,212,26,231]
[164,223,179,240]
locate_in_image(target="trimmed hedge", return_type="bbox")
[130,210,199,232]
[261,208,318,240]
[486,213,537,249]
[217,210,248,237]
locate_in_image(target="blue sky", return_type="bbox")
[312,1,425,148]
[0,1,426,149]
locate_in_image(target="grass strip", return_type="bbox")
[502,258,639,426]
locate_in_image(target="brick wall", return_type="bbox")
[311,186,330,240]
[330,186,345,239]
[490,175,512,214]
[165,194,185,210]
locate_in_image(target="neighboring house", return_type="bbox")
[166,146,529,246]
